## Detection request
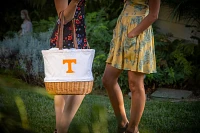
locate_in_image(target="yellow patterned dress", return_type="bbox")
[106,0,157,74]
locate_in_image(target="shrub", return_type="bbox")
[0,10,199,94]
[0,30,52,86]
[145,31,200,91]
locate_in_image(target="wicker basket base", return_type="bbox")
[45,81,93,95]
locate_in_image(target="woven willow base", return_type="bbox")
[45,81,93,95]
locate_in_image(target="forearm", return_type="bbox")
[128,0,160,38]
[54,0,79,23]
[128,15,158,37]
[63,0,79,23]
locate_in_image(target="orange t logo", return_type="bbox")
[63,59,76,73]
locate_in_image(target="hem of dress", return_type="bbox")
[106,61,157,74]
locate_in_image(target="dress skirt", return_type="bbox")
[106,3,157,74]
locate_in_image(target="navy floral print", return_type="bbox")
[50,0,88,49]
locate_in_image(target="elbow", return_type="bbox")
[147,13,159,23]
[151,14,159,22]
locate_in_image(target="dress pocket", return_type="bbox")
[125,36,137,46]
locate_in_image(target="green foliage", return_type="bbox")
[1,9,200,93]
[86,0,124,19]
[86,9,116,52]
[144,32,199,90]
[32,17,57,33]
[0,30,52,86]
[0,86,33,133]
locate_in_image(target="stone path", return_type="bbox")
[150,88,193,99]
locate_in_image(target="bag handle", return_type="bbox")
[57,11,64,50]
[57,11,78,50]
[57,4,90,49]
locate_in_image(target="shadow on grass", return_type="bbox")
[0,86,34,133]
[1,73,200,133]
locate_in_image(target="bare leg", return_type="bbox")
[58,95,85,133]
[54,95,65,131]
[102,64,128,127]
[127,71,146,133]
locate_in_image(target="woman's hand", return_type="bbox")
[63,0,79,23]
[71,0,79,5]
[54,0,80,23]
[127,30,136,38]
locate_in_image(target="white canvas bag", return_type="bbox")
[41,10,95,95]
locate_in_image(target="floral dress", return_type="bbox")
[106,0,157,74]
[50,0,88,49]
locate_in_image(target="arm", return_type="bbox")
[128,0,160,38]
[54,0,79,23]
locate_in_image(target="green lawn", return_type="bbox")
[0,74,200,133]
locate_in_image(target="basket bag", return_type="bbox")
[41,10,95,95]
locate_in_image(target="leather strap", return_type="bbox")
[57,11,64,50]
[57,11,78,49]
[71,19,78,49]
[57,1,89,50]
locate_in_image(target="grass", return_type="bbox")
[0,74,200,133]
